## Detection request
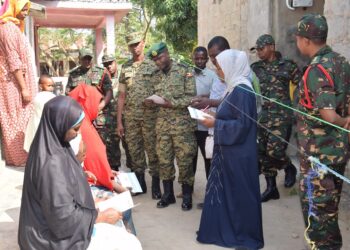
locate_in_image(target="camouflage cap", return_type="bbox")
[125,32,143,45]
[146,42,168,58]
[102,54,115,63]
[296,13,328,39]
[255,34,275,49]
[79,48,93,58]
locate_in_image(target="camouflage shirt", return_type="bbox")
[119,58,158,120]
[154,61,196,133]
[66,65,112,95]
[251,54,302,123]
[296,46,350,167]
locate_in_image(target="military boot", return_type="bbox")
[284,163,297,188]
[135,172,147,194]
[151,176,162,200]
[181,184,193,211]
[261,176,280,202]
[157,180,176,208]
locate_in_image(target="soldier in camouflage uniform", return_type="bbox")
[117,33,161,199]
[101,54,132,171]
[65,49,116,168]
[146,42,197,211]
[295,14,350,250]
[251,34,302,202]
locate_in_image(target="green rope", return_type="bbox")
[175,57,350,134]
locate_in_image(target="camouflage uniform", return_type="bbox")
[296,14,350,250]
[119,58,159,177]
[66,65,111,95]
[251,36,302,178]
[66,50,119,169]
[153,61,197,186]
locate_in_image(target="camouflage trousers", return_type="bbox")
[124,116,159,177]
[156,129,197,186]
[258,121,292,177]
[299,157,345,250]
[96,112,132,170]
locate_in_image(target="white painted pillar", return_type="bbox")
[95,28,104,65]
[25,17,39,77]
[106,14,115,55]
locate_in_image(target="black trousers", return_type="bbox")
[193,130,212,180]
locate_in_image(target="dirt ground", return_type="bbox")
[0,152,350,250]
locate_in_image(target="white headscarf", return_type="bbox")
[216,49,253,94]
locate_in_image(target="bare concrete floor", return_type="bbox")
[0,154,349,250]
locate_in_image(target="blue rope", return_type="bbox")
[308,156,350,185]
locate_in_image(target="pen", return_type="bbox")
[202,105,210,112]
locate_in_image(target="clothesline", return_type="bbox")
[175,57,350,185]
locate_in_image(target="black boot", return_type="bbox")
[181,184,192,211]
[135,173,147,194]
[261,176,280,202]
[284,163,297,188]
[157,180,176,208]
[151,176,162,200]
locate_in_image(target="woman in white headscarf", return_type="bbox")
[197,49,264,249]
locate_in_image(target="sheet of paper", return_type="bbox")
[116,172,143,193]
[97,191,135,213]
[145,94,165,105]
[187,106,213,120]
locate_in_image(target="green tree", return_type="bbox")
[139,0,198,56]
[38,28,93,76]
[116,0,197,59]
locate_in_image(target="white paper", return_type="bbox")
[97,191,135,213]
[187,106,213,120]
[145,94,165,105]
[116,172,143,193]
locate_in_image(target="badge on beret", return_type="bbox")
[152,51,158,57]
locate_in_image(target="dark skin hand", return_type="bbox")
[319,109,350,128]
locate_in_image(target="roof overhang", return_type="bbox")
[32,0,132,29]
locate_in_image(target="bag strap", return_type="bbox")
[299,64,334,109]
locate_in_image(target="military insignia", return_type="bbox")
[151,51,158,57]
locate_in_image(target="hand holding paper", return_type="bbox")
[97,191,135,213]
[145,94,166,105]
[187,106,213,120]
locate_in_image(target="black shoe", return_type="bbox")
[261,176,280,202]
[197,203,204,209]
[151,176,162,200]
[181,184,193,211]
[111,165,120,171]
[157,180,176,208]
[284,164,297,188]
[135,172,147,194]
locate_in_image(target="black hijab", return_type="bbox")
[19,96,97,250]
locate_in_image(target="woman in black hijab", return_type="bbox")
[18,96,120,250]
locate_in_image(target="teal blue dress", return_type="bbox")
[197,85,264,249]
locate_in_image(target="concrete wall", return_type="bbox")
[198,0,326,67]
[324,1,350,60]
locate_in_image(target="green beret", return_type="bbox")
[296,14,328,39]
[147,42,168,58]
[102,54,115,63]
[125,32,143,45]
[79,48,93,58]
[253,34,275,50]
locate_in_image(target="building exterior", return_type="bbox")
[26,0,132,76]
[198,0,350,66]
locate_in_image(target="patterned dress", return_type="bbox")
[0,22,36,166]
